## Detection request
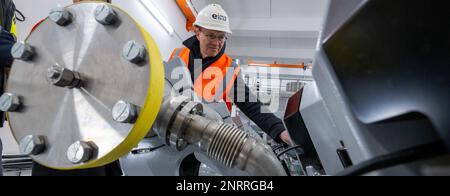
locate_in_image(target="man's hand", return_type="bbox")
[280,130,292,145]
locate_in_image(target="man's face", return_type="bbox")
[196,28,227,58]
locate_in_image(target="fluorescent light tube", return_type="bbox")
[140,0,175,36]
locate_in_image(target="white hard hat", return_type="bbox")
[194,4,232,34]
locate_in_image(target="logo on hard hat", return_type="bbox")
[212,13,227,22]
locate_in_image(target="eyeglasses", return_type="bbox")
[200,30,228,43]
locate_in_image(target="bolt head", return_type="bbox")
[49,7,72,26]
[46,65,77,88]
[11,42,35,61]
[176,139,188,150]
[112,100,139,123]
[47,65,63,80]
[0,93,21,112]
[95,4,118,25]
[19,135,46,156]
[190,104,203,115]
[67,141,94,164]
[122,40,147,64]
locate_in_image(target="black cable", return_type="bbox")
[280,160,291,176]
[131,144,166,154]
[277,145,304,159]
[272,144,287,152]
[15,9,25,22]
[336,141,448,176]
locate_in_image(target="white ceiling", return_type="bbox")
[13,0,328,65]
[192,0,329,64]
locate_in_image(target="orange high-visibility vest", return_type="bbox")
[170,48,241,111]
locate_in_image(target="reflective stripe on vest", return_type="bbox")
[169,47,241,111]
[10,15,16,37]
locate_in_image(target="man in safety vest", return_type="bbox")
[170,4,292,145]
[0,0,18,176]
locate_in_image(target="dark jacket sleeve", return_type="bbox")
[231,75,286,143]
[0,29,15,67]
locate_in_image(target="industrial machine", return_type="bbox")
[283,0,450,176]
[1,2,286,176]
[3,0,448,177]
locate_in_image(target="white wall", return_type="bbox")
[13,0,73,40]
[190,0,328,62]
[112,0,193,60]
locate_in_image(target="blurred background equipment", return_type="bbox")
[283,0,450,176]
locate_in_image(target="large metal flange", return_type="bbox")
[6,2,164,170]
